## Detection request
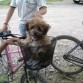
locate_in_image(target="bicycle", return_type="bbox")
[16,34,83,82]
[52,35,83,75]
[1,30,83,83]
[0,31,26,83]
[0,31,57,83]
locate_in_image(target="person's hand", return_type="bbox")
[0,23,8,32]
[33,11,43,18]
[5,38,21,45]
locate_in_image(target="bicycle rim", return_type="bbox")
[52,35,83,75]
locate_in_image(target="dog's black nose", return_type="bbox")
[34,32,38,36]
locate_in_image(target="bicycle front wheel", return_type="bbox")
[20,72,37,83]
[52,35,83,75]
[20,70,45,83]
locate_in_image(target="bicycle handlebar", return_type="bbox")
[0,32,26,39]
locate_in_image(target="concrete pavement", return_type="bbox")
[0,0,83,40]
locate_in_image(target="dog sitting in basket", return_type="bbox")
[18,18,55,70]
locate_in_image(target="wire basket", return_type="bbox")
[21,36,56,70]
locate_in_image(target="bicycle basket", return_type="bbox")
[21,36,56,70]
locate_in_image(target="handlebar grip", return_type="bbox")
[19,36,26,39]
[0,30,26,39]
[0,32,4,35]
[0,33,26,39]
[0,30,11,37]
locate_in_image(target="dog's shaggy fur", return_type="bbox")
[26,18,50,43]
[20,18,52,62]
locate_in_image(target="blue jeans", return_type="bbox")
[19,24,27,36]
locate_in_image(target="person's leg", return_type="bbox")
[19,24,26,36]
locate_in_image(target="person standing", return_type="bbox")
[2,0,47,36]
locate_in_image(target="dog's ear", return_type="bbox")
[43,24,50,35]
[26,22,30,31]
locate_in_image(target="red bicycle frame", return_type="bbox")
[6,45,24,74]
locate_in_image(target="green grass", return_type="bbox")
[46,0,63,2]
[0,0,63,6]
[46,0,63,4]
[0,0,11,5]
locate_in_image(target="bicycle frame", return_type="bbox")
[6,45,24,74]
[21,59,50,83]
[20,44,56,83]
[2,44,24,83]
[1,38,50,83]
[0,33,56,83]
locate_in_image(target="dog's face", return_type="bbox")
[26,18,50,40]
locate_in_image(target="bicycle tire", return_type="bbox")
[20,70,51,83]
[20,72,37,83]
[52,35,83,75]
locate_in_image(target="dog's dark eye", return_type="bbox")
[31,26,34,29]
[38,27,42,31]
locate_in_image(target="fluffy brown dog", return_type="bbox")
[19,18,52,62]
[26,18,50,43]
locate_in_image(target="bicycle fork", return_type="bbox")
[31,71,50,83]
